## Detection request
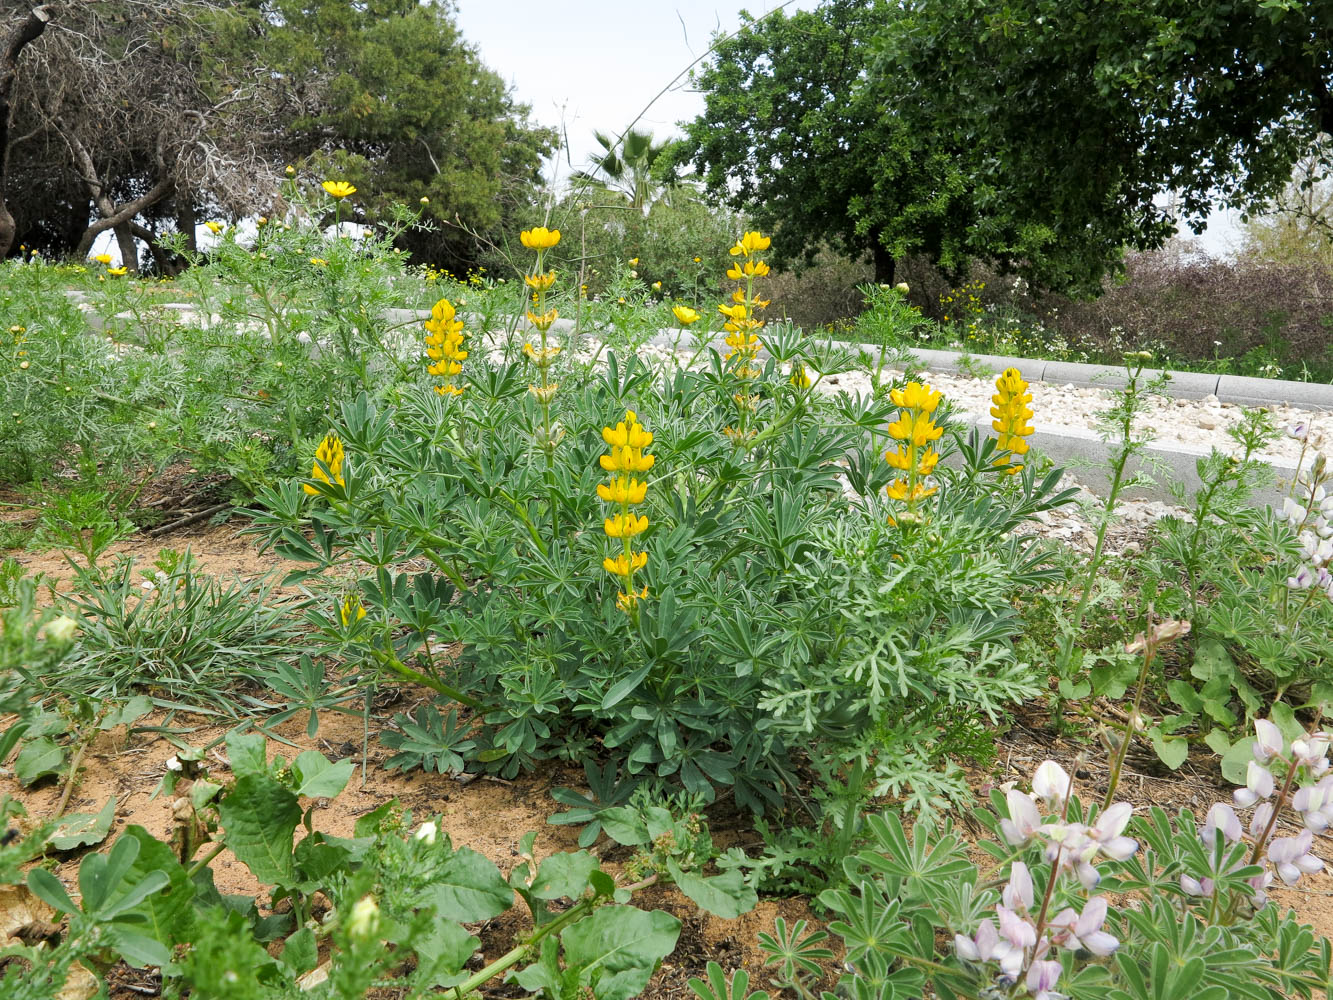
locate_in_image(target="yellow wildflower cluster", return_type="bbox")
[885,382,943,510]
[599,410,654,613]
[991,367,1033,474]
[304,432,345,496]
[340,593,367,626]
[939,279,986,342]
[719,231,774,445]
[424,298,467,396]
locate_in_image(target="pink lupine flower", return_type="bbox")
[1249,801,1274,839]
[1288,566,1315,590]
[1179,874,1212,896]
[1001,789,1043,846]
[1268,830,1324,885]
[1047,896,1119,956]
[1003,861,1034,912]
[1202,803,1242,843]
[996,904,1037,952]
[1234,761,1275,807]
[1252,719,1284,764]
[1292,732,1331,770]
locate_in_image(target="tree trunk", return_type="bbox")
[177,198,197,256]
[870,237,896,286]
[113,222,139,273]
[0,6,54,258]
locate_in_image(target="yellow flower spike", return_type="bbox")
[991,366,1034,474]
[322,180,357,199]
[718,303,748,322]
[789,363,812,389]
[597,476,649,505]
[304,433,346,495]
[889,381,942,414]
[672,305,701,326]
[604,512,649,539]
[601,410,653,450]
[340,594,367,626]
[615,585,650,613]
[524,270,557,291]
[729,231,772,257]
[527,307,559,332]
[884,379,945,517]
[93,253,113,265]
[520,226,561,250]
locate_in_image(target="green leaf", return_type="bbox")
[597,807,650,846]
[1220,737,1256,785]
[1191,640,1235,682]
[27,867,76,914]
[119,826,195,947]
[290,751,355,798]
[561,905,681,1000]
[667,862,757,919]
[1147,727,1188,770]
[280,927,318,974]
[1203,729,1233,758]
[99,695,154,730]
[48,797,116,851]
[103,925,172,969]
[225,730,270,779]
[1269,701,1305,745]
[15,737,64,787]
[218,774,300,885]
[530,851,600,901]
[413,919,478,987]
[423,847,512,922]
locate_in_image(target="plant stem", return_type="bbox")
[186,841,228,878]
[54,738,91,819]
[450,896,595,1000]
[1103,632,1157,810]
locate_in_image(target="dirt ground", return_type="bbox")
[3,518,1333,996]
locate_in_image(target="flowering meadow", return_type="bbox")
[1,187,1332,999]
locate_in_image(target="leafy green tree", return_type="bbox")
[871,0,1333,293]
[209,0,555,267]
[680,1,1082,289]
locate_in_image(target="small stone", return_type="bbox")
[1198,418,1216,429]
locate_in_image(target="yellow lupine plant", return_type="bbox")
[599,410,654,613]
[990,367,1034,474]
[304,432,345,496]
[424,298,468,396]
[884,381,943,513]
[719,231,772,446]
[520,225,563,448]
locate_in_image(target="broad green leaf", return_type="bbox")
[225,730,270,779]
[1220,737,1256,785]
[15,737,64,787]
[218,774,300,885]
[27,867,76,914]
[280,927,318,974]
[423,847,512,922]
[1147,727,1188,770]
[1269,701,1305,745]
[561,905,681,1000]
[1191,640,1234,682]
[290,751,355,798]
[413,919,478,987]
[597,807,650,846]
[99,696,153,731]
[1203,729,1233,758]
[668,862,757,919]
[119,826,195,947]
[530,850,600,901]
[103,925,172,969]
[48,797,116,851]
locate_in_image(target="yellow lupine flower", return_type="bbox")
[304,433,345,495]
[726,259,770,280]
[527,307,559,332]
[520,226,561,250]
[603,551,648,577]
[322,180,357,199]
[887,410,943,448]
[991,367,1034,474]
[729,231,771,257]
[789,364,812,389]
[615,584,649,613]
[524,270,557,291]
[884,380,945,515]
[340,594,367,626]
[889,381,942,414]
[600,445,655,474]
[601,410,653,450]
[598,476,649,505]
[672,305,701,326]
[604,512,649,538]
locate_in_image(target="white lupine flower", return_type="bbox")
[1234,760,1275,807]
[1253,719,1284,764]
[1031,760,1071,812]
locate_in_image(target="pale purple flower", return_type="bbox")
[1249,801,1274,839]
[1032,760,1071,812]
[1288,566,1315,591]
[1026,958,1063,1000]
[955,918,1015,972]
[1003,861,1034,912]
[1047,896,1119,956]
[1249,869,1273,906]
[1292,783,1333,833]
[1282,497,1306,525]
[1268,830,1324,885]
[1089,802,1138,860]
[1253,719,1284,764]
[1179,874,1212,896]
[1293,732,1331,770]
[1315,515,1333,540]
[1234,761,1275,807]
[1001,789,1043,846]
[996,904,1037,952]
[1202,803,1242,844]
[1288,421,1309,442]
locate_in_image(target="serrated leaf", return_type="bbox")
[290,751,354,798]
[225,730,269,779]
[218,774,300,885]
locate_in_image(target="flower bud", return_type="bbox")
[45,615,78,644]
[894,282,910,294]
[413,821,438,846]
[346,895,379,939]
